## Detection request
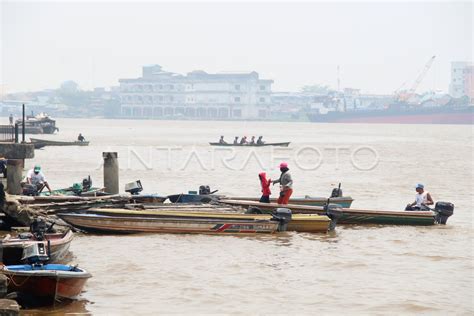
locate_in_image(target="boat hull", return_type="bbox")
[39,187,105,197]
[2,265,90,301]
[209,142,290,147]
[220,200,437,226]
[1,230,74,265]
[227,196,354,208]
[68,208,332,233]
[307,106,474,125]
[57,212,280,234]
[30,138,89,146]
[167,194,218,203]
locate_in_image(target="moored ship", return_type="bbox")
[307,105,473,125]
[15,113,59,134]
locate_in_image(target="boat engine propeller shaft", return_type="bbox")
[271,208,292,232]
[324,203,344,230]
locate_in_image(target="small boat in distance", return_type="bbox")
[209,142,290,147]
[30,138,89,147]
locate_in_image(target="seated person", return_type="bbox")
[78,133,85,142]
[257,136,264,145]
[233,136,239,145]
[249,136,256,145]
[240,136,248,145]
[23,165,52,194]
[405,183,433,211]
[218,136,227,144]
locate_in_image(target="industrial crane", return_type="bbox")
[396,55,436,103]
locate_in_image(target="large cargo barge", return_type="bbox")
[307,105,473,125]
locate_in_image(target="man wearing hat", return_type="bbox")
[406,183,433,211]
[273,162,293,205]
[25,165,52,194]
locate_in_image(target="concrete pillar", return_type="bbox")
[103,152,119,194]
[6,159,23,195]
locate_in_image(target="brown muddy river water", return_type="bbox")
[5,118,473,314]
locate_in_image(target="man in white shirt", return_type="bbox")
[25,165,52,193]
[406,183,433,211]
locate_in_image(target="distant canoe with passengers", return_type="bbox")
[209,141,290,147]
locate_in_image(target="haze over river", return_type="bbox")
[8,118,473,314]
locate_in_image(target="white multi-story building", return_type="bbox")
[119,65,273,119]
[449,61,473,99]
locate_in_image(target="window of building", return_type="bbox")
[233,109,242,117]
[235,84,240,90]
[260,85,266,91]
[259,97,265,103]
[234,97,241,102]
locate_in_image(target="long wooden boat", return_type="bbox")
[0,230,74,265]
[1,263,91,302]
[209,142,290,147]
[57,210,287,234]
[219,199,453,226]
[64,208,333,233]
[226,196,354,208]
[30,138,89,146]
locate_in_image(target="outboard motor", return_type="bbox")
[82,175,92,191]
[324,203,344,230]
[199,185,211,195]
[30,218,49,241]
[21,243,49,265]
[434,201,454,225]
[330,183,343,198]
[125,180,143,195]
[271,208,292,232]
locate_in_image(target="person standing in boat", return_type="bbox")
[218,136,227,144]
[257,136,264,145]
[273,162,293,205]
[405,184,433,211]
[233,136,239,145]
[24,165,52,194]
[77,133,85,142]
[258,172,272,203]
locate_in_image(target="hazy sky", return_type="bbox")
[1,1,472,94]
